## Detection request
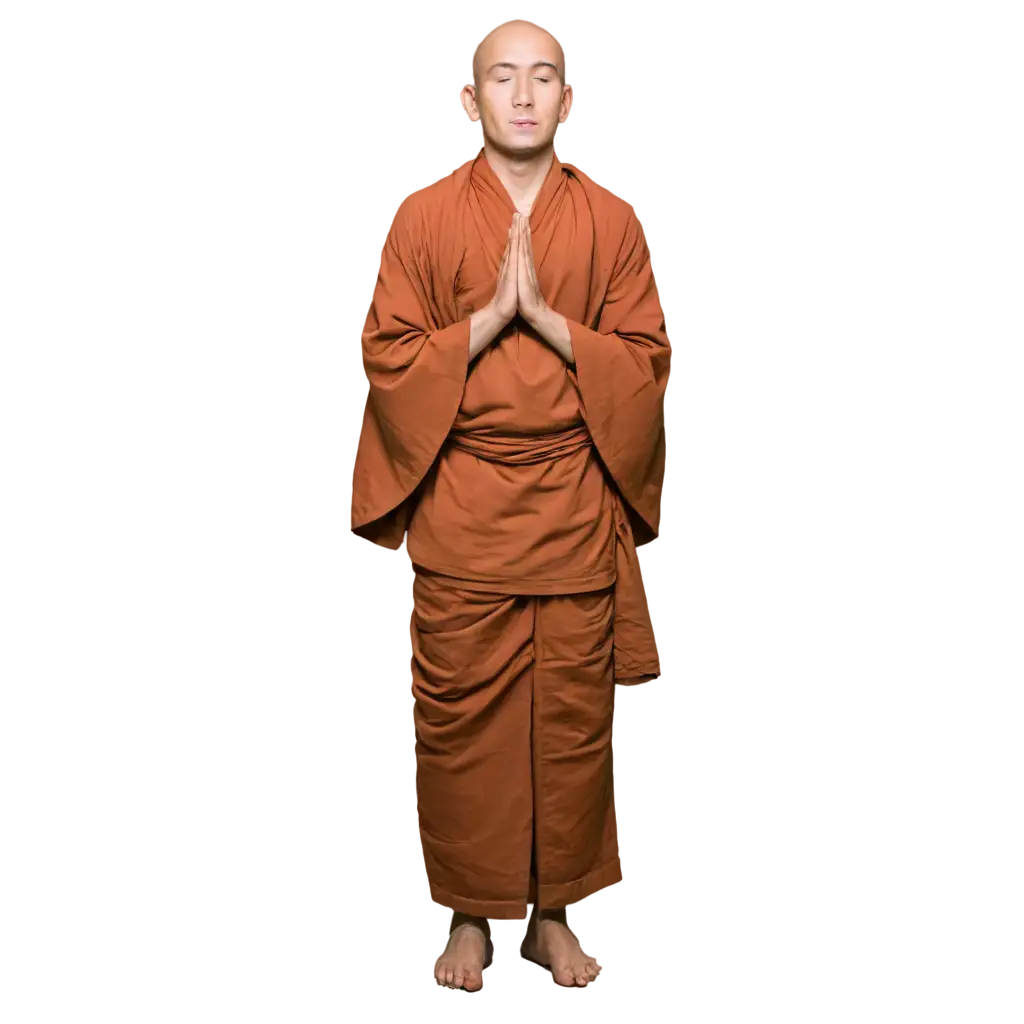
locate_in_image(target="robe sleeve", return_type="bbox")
[564,207,671,546]
[351,195,471,548]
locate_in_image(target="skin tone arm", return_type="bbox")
[469,212,574,363]
[468,304,506,360]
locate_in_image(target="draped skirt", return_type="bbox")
[409,570,622,919]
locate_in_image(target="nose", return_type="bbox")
[512,72,534,110]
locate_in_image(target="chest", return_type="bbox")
[451,210,597,322]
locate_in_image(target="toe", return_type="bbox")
[555,967,576,987]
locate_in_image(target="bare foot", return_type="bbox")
[520,905,602,987]
[434,912,493,991]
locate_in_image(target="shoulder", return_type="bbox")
[389,158,474,240]
[561,162,640,236]
[387,183,439,247]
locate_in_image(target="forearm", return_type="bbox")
[469,303,508,360]
[529,307,574,365]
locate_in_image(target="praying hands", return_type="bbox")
[470,212,574,363]
[511,213,573,361]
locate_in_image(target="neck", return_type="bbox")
[481,140,554,207]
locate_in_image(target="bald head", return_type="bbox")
[462,19,572,157]
[472,19,565,89]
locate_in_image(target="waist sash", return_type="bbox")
[447,422,593,465]
[444,421,660,685]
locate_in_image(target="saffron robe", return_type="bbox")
[351,149,672,915]
[410,573,621,918]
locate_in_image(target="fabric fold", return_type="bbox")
[351,148,671,684]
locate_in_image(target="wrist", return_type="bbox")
[531,304,566,339]
[524,303,552,333]
[528,305,573,362]
[472,303,499,331]
[469,302,509,358]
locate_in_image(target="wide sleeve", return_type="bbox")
[350,196,471,547]
[565,207,672,545]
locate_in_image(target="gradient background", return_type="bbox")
[0,4,1019,1019]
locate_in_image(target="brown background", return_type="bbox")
[0,4,1019,1019]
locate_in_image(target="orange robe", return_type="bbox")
[351,148,671,915]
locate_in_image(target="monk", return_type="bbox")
[350,20,672,991]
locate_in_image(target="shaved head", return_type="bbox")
[462,19,572,161]
[468,15,569,89]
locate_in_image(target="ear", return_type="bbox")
[559,84,573,123]
[459,84,480,121]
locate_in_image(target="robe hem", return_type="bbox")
[536,856,623,909]
[615,671,661,686]
[426,856,622,919]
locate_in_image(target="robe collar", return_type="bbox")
[468,147,567,273]
[470,146,565,229]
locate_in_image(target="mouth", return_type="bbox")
[512,119,538,127]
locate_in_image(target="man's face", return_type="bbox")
[466,32,570,155]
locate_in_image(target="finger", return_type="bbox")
[510,228,520,290]
[520,227,534,280]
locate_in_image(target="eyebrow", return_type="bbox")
[487,61,560,75]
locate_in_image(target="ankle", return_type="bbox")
[536,906,568,925]
[450,911,491,938]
